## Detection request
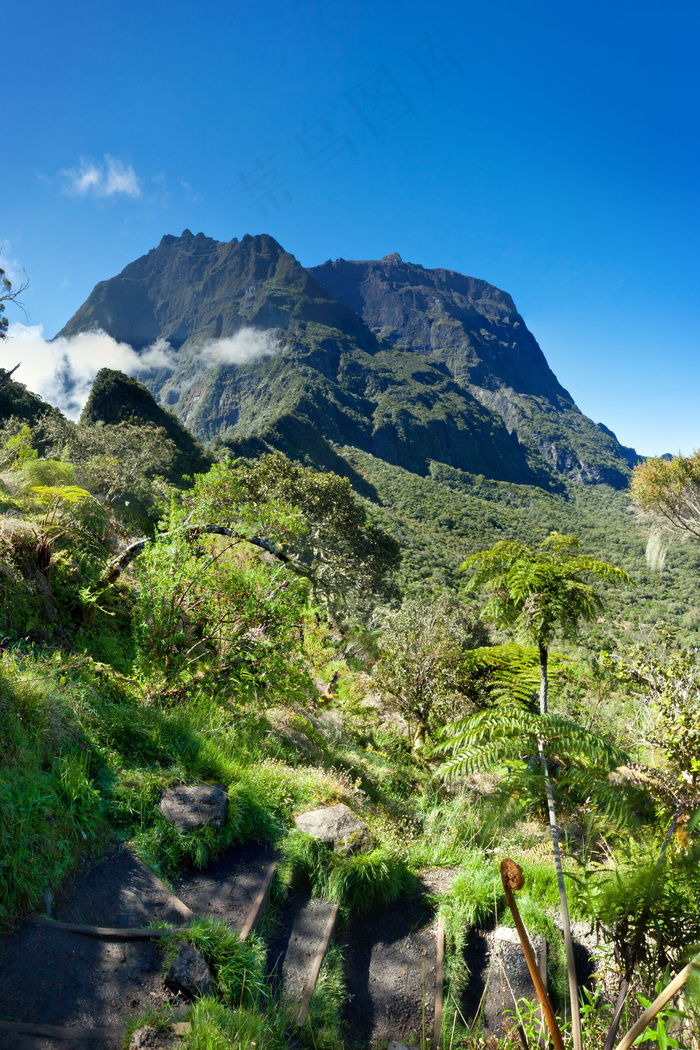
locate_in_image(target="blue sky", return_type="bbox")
[2,0,698,456]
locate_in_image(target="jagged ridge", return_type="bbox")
[56,232,639,490]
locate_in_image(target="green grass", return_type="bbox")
[163,918,267,1007]
[300,944,347,1049]
[182,997,292,1050]
[278,828,415,915]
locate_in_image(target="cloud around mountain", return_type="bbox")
[3,323,279,419]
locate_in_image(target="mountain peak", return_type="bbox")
[56,231,640,489]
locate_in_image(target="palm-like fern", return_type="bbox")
[458,538,633,1050]
[440,695,632,824]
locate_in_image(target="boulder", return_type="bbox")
[164,943,215,999]
[388,1043,412,1050]
[159,784,228,831]
[128,1028,173,1049]
[294,803,373,855]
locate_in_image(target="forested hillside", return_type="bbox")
[0,241,698,1049]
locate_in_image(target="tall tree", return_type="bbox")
[375,594,489,747]
[631,451,700,540]
[214,452,401,622]
[461,532,633,1050]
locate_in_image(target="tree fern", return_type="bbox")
[458,536,633,1050]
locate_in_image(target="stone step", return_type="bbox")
[270,894,339,1026]
[173,842,278,937]
[460,925,549,1040]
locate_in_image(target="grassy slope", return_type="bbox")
[0,437,697,1046]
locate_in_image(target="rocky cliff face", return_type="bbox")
[309,254,639,486]
[56,232,638,490]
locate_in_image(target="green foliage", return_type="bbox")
[375,593,490,742]
[132,513,310,694]
[0,656,109,925]
[279,829,414,914]
[572,839,700,976]
[341,449,698,644]
[439,702,631,824]
[631,450,700,542]
[220,451,402,621]
[180,997,291,1050]
[462,531,633,650]
[407,789,484,867]
[608,626,700,785]
[298,942,346,1048]
[632,975,689,1049]
[0,420,37,470]
[18,457,76,490]
[166,918,267,1006]
[40,414,178,511]
[80,368,213,482]
[440,852,503,1007]
[0,651,294,926]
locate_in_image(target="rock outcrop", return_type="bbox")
[159,784,228,832]
[164,943,215,999]
[294,803,373,855]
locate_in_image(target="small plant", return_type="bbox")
[632,967,690,1050]
[162,918,266,1008]
[279,829,414,914]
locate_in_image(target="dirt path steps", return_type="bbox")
[173,842,277,937]
[0,842,277,1049]
[0,843,452,1049]
[280,897,339,1025]
[340,893,439,1048]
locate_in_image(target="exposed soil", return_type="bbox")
[339,894,437,1048]
[0,841,276,1050]
[173,842,278,931]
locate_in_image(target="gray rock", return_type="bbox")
[128,1028,172,1050]
[159,783,228,831]
[165,943,215,998]
[294,803,373,855]
[494,925,522,945]
[388,1042,412,1050]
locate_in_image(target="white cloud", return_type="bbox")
[2,325,280,420]
[60,155,141,198]
[3,324,175,420]
[179,179,202,204]
[200,328,279,366]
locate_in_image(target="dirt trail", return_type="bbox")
[0,842,445,1049]
[0,842,276,1050]
[339,894,438,1047]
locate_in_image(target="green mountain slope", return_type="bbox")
[57,232,554,486]
[80,367,213,481]
[56,231,638,493]
[56,231,700,637]
[309,254,639,488]
[341,446,700,642]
